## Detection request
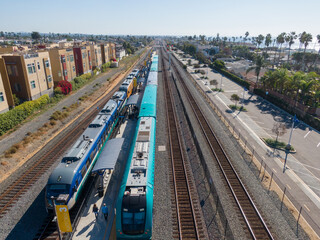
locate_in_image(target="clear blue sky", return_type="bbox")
[0,0,319,39]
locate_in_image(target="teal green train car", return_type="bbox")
[116,63,157,239]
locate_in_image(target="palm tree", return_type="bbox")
[273,68,290,93]
[285,32,297,63]
[300,32,313,71]
[256,34,265,49]
[276,32,286,66]
[264,34,272,56]
[312,34,320,70]
[244,32,249,44]
[246,55,267,85]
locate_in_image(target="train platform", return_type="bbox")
[72,118,137,240]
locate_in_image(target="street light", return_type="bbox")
[241,87,247,109]
[220,75,223,91]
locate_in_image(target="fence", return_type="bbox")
[172,52,320,239]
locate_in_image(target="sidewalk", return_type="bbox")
[174,51,320,237]
[73,119,137,240]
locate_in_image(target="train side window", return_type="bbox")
[90,150,95,161]
[81,165,86,178]
[76,180,79,187]
[86,159,90,169]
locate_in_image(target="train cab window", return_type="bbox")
[47,184,70,195]
[121,194,146,235]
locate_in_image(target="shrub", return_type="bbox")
[183,65,187,70]
[0,95,50,136]
[210,65,250,89]
[194,64,200,68]
[13,94,20,106]
[57,80,72,95]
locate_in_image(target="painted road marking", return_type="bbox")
[262,156,265,160]
[255,121,265,125]
[272,168,277,173]
[304,130,311,138]
[317,142,320,148]
[286,184,291,190]
[304,204,310,212]
[225,90,239,93]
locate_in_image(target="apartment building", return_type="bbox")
[108,43,116,60]
[3,51,54,101]
[49,48,76,85]
[73,46,92,76]
[89,44,102,69]
[100,43,110,64]
[0,57,14,113]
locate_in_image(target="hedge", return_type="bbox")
[70,72,94,91]
[211,65,250,89]
[0,94,50,136]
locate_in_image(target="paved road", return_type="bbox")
[174,51,320,236]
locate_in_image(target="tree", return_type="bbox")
[300,32,313,71]
[244,31,249,43]
[312,34,320,70]
[256,34,265,49]
[231,94,240,107]
[210,79,218,89]
[285,32,297,63]
[272,122,286,152]
[246,54,267,84]
[31,31,41,41]
[264,33,272,56]
[276,32,286,66]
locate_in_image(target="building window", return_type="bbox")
[37,62,40,70]
[70,55,74,62]
[67,55,69,61]
[30,81,36,89]
[82,53,86,59]
[83,63,85,68]
[27,64,33,74]
[47,75,52,82]
[45,60,50,68]
[64,70,68,76]
[0,92,4,102]
[14,83,21,92]
[7,65,18,76]
[73,66,75,72]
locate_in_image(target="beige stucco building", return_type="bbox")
[49,48,76,85]
[3,51,54,101]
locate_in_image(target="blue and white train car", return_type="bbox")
[116,84,157,239]
[45,100,119,210]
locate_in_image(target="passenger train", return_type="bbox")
[45,68,139,211]
[116,53,158,239]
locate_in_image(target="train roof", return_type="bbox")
[139,85,157,117]
[146,72,157,86]
[112,91,126,101]
[100,99,117,114]
[150,63,158,72]
[126,117,154,187]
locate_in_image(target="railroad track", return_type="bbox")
[161,49,207,240]
[0,52,149,219]
[34,175,96,240]
[166,48,274,240]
